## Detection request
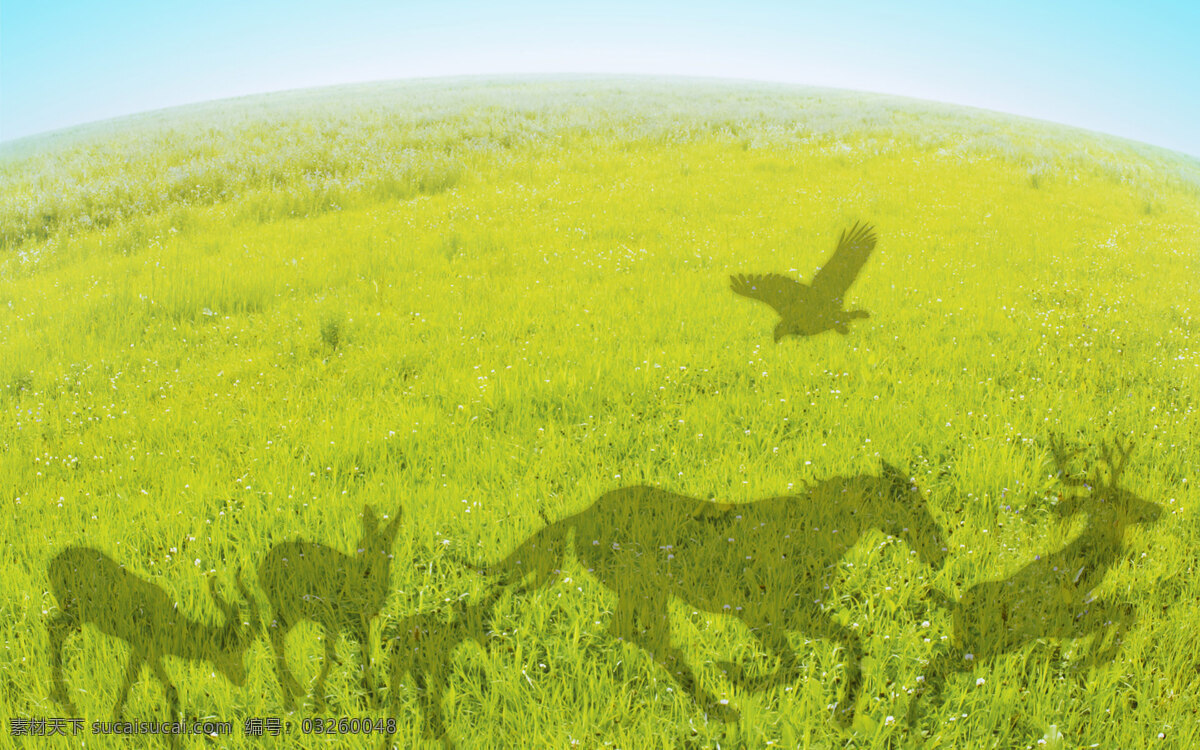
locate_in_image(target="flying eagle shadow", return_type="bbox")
[731,222,877,341]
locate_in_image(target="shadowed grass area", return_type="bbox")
[1,77,1198,748]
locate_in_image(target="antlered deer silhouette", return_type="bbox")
[907,438,1162,725]
[47,547,260,723]
[454,461,947,725]
[258,505,402,710]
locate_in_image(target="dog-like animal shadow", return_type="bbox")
[453,460,947,726]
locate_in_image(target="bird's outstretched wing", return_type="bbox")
[810,222,876,304]
[730,273,803,315]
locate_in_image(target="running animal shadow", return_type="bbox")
[378,586,506,749]
[452,460,947,726]
[47,548,259,738]
[731,221,877,340]
[258,505,402,710]
[907,438,1162,726]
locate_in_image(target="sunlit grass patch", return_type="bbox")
[1,78,1198,748]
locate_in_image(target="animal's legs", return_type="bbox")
[149,655,180,720]
[716,615,808,692]
[112,649,145,720]
[46,612,79,715]
[609,590,737,721]
[415,658,451,741]
[803,613,864,727]
[1072,599,1137,673]
[356,617,379,705]
[380,649,409,750]
[269,623,303,710]
[312,627,340,709]
[148,656,182,750]
[906,647,960,728]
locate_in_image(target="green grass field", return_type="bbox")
[1,77,1198,748]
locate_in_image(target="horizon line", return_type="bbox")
[4,73,1199,163]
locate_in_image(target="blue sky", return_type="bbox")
[3,0,1198,156]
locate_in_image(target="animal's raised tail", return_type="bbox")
[443,511,578,591]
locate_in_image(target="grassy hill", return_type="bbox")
[2,77,1198,748]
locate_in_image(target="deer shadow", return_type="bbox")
[257,504,402,710]
[46,547,259,746]
[452,460,948,727]
[907,438,1162,727]
[377,586,506,749]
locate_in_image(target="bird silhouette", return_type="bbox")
[731,222,877,340]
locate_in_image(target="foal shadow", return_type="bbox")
[378,587,505,748]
